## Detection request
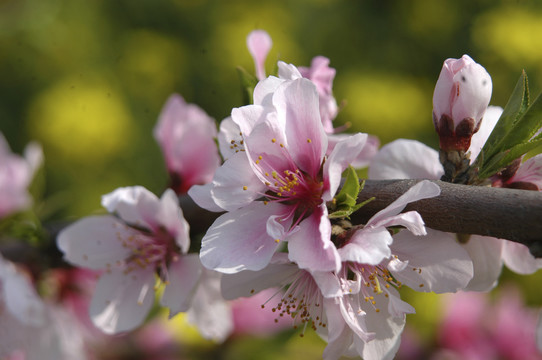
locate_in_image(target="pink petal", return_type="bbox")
[199,202,283,273]
[369,139,444,180]
[153,94,219,189]
[287,205,341,273]
[56,216,133,270]
[273,78,327,178]
[508,154,542,189]
[89,267,156,334]
[246,30,272,81]
[160,254,202,317]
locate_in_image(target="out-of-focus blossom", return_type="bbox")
[434,288,540,360]
[0,255,86,360]
[432,55,492,152]
[368,104,542,290]
[299,56,339,133]
[247,30,273,81]
[190,69,367,274]
[0,132,43,218]
[154,94,220,194]
[57,186,232,340]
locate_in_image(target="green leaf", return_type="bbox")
[478,71,529,164]
[333,166,360,209]
[236,66,258,105]
[474,71,542,180]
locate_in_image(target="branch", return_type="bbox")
[354,180,542,257]
[179,180,542,257]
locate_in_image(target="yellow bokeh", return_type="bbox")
[337,72,431,144]
[27,74,132,165]
[118,30,187,103]
[473,6,542,68]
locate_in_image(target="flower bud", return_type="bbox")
[433,55,492,152]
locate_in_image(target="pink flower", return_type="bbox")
[247,30,273,81]
[433,55,492,151]
[57,186,232,339]
[190,74,367,274]
[0,133,42,218]
[154,94,220,194]
[220,181,471,360]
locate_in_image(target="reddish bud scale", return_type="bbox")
[434,114,481,152]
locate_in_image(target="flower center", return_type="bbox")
[262,270,326,335]
[116,224,180,285]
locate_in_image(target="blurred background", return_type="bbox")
[1,0,542,358]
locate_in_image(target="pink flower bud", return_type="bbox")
[246,30,272,81]
[433,55,492,151]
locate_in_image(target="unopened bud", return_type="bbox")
[433,55,492,152]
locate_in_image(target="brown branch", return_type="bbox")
[179,180,542,257]
[354,180,542,257]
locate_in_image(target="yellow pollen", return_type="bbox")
[419,284,424,288]
[307,138,312,143]
[258,155,263,160]
[243,186,248,191]
[263,201,269,205]
[280,143,284,147]
[271,138,276,143]
[375,308,380,313]
[275,239,280,243]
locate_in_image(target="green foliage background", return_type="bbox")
[1,0,542,358]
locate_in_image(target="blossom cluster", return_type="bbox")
[1,30,542,360]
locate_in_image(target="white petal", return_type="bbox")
[502,240,542,275]
[160,254,202,317]
[367,180,440,226]
[57,216,133,269]
[369,139,443,180]
[210,152,266,211]
[187,182,224,212]
[89,268,155,334]
[200,202,283,273]
[101,186,159,228]
[0,256,46,327]
[187,268,233,342]
[462,235,503,292]
[220,253,297,300]
[338,227,392,266]
[389,229,473,293]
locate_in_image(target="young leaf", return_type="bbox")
[477,71,529,165]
